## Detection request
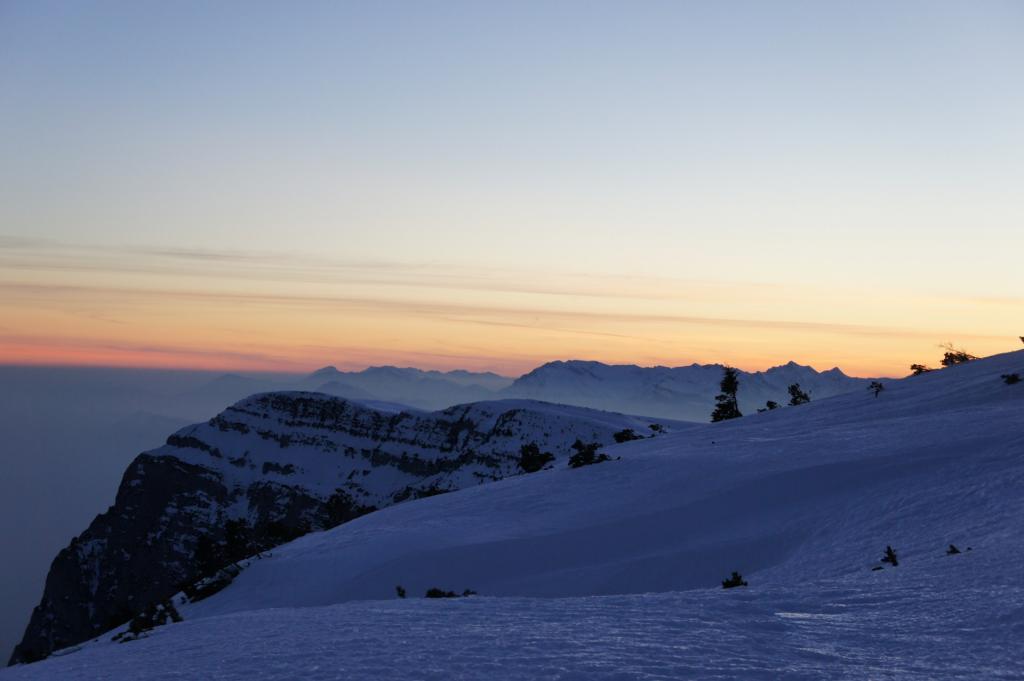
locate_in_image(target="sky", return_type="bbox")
[1,1,1022,377]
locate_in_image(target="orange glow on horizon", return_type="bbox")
[1,243,1019,379]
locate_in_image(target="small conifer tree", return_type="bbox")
[939,343,978,367]
[787,383,810,406]
[711,367,742,422]
[721,571,748,589]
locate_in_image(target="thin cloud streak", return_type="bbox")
[2,238,1018,376]
[8,237,1006,308]
[4,239,1023,314]
[0,279,1005,342]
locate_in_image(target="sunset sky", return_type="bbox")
[2,1,1022,377]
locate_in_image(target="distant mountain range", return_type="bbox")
[303,366,512,410]
[507,360,873,421]
[292,360,874,421]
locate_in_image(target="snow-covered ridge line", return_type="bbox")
[10,351,1022,678]
[171,350,1023,637]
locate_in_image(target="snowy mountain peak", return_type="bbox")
[504,359,873,420]
[307,365,341,380]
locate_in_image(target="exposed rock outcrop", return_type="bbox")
[11,393,673,664]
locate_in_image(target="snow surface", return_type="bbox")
[5,351,1023,679]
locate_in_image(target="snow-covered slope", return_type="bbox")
[7,351,1023,679]
[505,359,875,421]
[10,395,685,664]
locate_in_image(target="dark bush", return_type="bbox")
[396,585,407,598]
[613,428,643,443]
[567,440,611,468]
[425,587,457,598]
[910,364,933,376]
[881,545,899,567]
[868,381,884,398]
[518,442,555,473]
[721,571,748,589]
[1002,373,1021,385]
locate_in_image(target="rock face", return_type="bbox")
[10,393,677,664]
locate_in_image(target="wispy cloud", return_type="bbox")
[0,238,805,303]
[1,238,1018,375]
[0,279,1011,343]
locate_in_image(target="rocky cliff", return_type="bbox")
[11,393,676,664]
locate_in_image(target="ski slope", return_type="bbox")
[5,351,1023,679]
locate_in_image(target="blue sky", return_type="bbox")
[1,1,1022,374]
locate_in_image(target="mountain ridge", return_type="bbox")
[9,394,687,665]
[8,351,1021,679]
[504,358,873,420]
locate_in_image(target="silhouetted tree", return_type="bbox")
[1002,373,1021,385]
[721,571,748,589]
[881,545,899,567]
[787,383,810,406]
[711,367,742,422]
[939,343,978,367]
[648,423,665,434]
[518,442,555,473]
[396,585,407,598]
[757,400,780,413]
[869,381,884,398]
[946,544,961,555]
[910,364,933,376]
